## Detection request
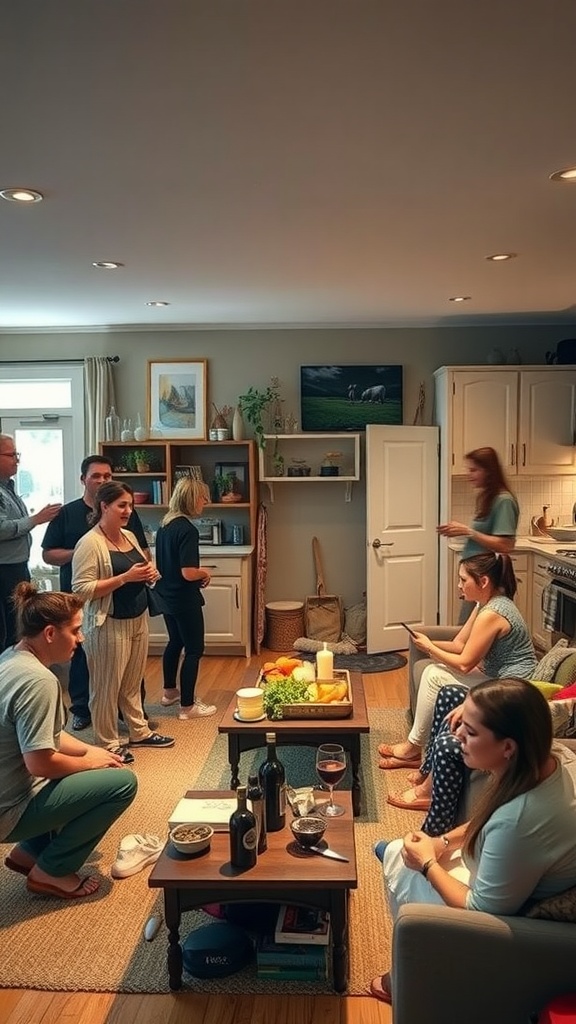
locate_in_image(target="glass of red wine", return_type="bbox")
[316,743,346,817]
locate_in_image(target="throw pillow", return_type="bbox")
[551,681,576,701]
[529,681,563,700]
[552,654,576,690]
[524,884,576,922]
[533,639,571,682]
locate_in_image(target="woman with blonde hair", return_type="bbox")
[154,476,216,719]
[0,582,137,899]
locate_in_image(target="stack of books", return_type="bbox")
[256,905,330,980]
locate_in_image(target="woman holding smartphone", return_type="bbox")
[378,551,536,770]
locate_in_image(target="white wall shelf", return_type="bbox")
[258,432,361,502]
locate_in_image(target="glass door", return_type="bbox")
[2,417,76,583]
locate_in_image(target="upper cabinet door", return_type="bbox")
[451,371,518,474]
[518,371,576,475]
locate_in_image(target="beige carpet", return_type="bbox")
[0,704,421,994]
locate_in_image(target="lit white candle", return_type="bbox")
[316,642,334,680]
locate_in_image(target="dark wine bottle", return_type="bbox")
[258,731,286,832]
[229,785,258,869]
[247,772,267,853]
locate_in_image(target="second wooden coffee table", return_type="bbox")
[218,666,369,816]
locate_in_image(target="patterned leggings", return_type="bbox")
[418,683,471,837]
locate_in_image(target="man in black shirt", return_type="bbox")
[42,455,151,730]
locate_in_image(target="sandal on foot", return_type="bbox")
[4,855,32,877]
[27,874,100,900]
[370,973,392,1004]
[387,791,431,811]
[378,755,422,770]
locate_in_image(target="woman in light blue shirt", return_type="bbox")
[370,678,576,1004]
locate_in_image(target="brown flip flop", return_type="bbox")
[26,875,100,900]
[378,755,422,770]
[387,792,431,811]
[4,855,32,877]
[369,972,392,1004]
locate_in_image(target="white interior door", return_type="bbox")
[366,425,439,652]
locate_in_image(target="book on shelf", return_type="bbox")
[256,934,327,968]
[274,905,330,945]
[168,796,237,831]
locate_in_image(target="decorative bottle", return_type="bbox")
[247,773,267,854]
[229,785,258,869]
[133,413,148,442]
[232,405,245,441]
[121,417,133,442]
[105,406,121,442]
[258,732,286,832]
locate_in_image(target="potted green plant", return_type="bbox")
[238,378,281,449]
[122,449,156,472]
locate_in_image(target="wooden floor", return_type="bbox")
[1,648,409,1024]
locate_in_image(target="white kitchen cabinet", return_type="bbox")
[147,553,252,657]
[531,552,554,653]
[435,366,576,477]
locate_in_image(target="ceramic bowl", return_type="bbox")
[170,823,213,855]
[290,816,326,849]
[132,491,151,505]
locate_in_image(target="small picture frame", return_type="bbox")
[214,461,247,500]
[148,359,208,439]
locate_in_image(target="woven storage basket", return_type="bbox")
[265,601,305,650]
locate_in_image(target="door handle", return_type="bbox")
[372,539,394,548]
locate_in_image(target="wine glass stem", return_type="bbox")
[328,785,334,808]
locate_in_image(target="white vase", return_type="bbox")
[232,406,245,441]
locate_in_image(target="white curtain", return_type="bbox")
[84,357,116,454]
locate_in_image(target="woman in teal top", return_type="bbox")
[438,446,519,621]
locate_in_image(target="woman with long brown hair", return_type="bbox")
[0,582,137,899]
[438,446,519,621]
[370,677,576,1004]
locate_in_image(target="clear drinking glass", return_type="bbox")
[315,743,346,817]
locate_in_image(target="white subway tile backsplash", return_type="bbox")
[451,475,576,533]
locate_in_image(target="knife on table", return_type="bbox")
[310,845,349,862]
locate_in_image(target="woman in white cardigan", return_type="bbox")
[72,482,174,763]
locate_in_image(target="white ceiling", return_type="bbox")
[2,0,576,332]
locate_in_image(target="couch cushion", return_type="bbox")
[524,884,576,922]
[534,640,576,682]
[552,653,576,689]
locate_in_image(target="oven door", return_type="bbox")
[549,581,576,642]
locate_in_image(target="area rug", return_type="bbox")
[302,651,407,673]
[0,703,420,995]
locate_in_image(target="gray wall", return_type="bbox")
[0,324,570,608]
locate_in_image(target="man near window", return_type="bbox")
[0,434,62,652]
[42,454,151,731]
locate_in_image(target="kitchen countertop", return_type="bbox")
[448,536,576,558]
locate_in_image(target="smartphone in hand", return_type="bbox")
[401,622,418,638]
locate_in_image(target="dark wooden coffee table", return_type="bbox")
[218,667,369,816]
[149,790,357,993]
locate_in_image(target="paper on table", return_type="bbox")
[168,796,237,831]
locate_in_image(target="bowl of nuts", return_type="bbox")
[169,823,214,855]
[290,816,327,849]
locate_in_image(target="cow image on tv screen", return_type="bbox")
[300,365,403,431]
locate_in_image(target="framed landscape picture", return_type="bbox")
[148,359,207,439]
[300,365,403,431]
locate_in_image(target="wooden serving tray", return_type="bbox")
[259,668,353,719]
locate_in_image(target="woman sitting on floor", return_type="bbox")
[378,551,536,770]
[0,582,137,899]
[370,677,576,1004]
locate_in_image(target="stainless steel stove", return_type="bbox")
[546,554,576,639]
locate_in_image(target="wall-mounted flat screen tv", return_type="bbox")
[300,364,403,431]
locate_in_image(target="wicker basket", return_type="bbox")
[265,601,305,650]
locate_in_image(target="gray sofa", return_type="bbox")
[391,631,576,1024]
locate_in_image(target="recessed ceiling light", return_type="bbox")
[549,166,576,182]
[485,252,517,262]
[449,296,471,302]
[92,261,124,270]
[146,300,170,307]
[0,187,44,203]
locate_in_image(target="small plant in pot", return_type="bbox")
[122,449,156,473]
[213,472,242,503]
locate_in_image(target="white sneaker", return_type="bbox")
[179,701,217,720]
[111,833,164,879]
